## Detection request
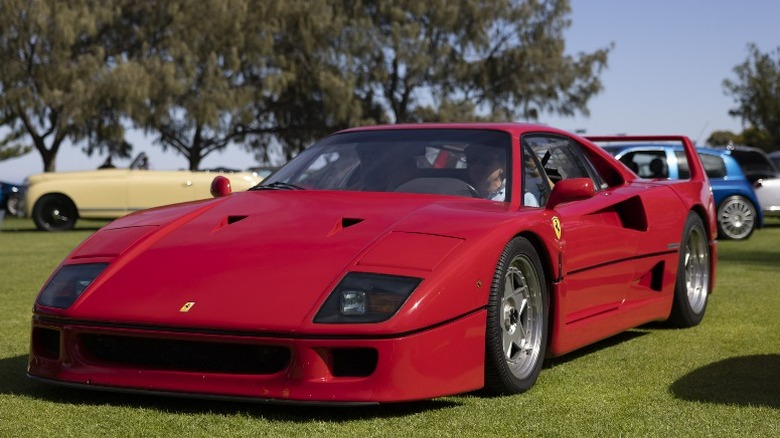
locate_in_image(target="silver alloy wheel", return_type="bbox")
[501,255,544,380]
[684,224,709,314]
[718,197,755,239]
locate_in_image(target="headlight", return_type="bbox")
[314,273,422,323]
[37,263,108,309]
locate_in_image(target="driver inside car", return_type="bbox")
[466,146,507,201]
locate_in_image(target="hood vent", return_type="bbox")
[327,217,364,237]
[212,215,249,233]
[342,217,364,228]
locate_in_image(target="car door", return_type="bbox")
[70,169,130,217]
[525,134,645,326]
[127,170,202,212]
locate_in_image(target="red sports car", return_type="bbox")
[28,124,717,404]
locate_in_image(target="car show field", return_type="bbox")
[1,215,778,436]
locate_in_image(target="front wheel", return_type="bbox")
[483,237,548,395]
[668,213,711,327]
[32,194,78,231]
[717,195,757,240]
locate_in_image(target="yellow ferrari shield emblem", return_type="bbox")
[552,216,562,240]
[180,301,196,313]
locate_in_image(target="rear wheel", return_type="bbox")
[716,195,756,240]
[668,213,710,327]
[32,194,78,231]
[483,237,548,395]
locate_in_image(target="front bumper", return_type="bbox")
[28,311,486,404]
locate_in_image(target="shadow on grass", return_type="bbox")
[0,227,104,233]
[1,216,109,233]
[543,329,650,367]
[670,354,780,409]
[0,354,460,418]
[717,249,780,269]
[761,219,780,228]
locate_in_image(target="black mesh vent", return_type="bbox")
[331,348,378,377]
[33,327,61,360]
[79,334,290,374]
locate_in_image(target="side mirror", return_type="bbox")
[210,176,232,198]
[545,178,596,210]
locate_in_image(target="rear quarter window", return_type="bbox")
[699,153,727,179]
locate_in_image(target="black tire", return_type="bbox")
[483,236,548,395]
[668,213,710,327]
[32,194,78,231]
[6,193,20,216]
[716,195,757,240]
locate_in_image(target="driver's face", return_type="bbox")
[468,157,504,195]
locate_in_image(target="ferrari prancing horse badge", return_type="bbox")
[552,216,562,240]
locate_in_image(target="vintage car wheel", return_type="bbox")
[483,236,548,395]
[716,195,757,240]
[668,213,710,327]
[32,194,78,231]
[5,193,20,216]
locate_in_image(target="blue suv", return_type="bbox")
[601,144,763,240]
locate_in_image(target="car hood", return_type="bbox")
[58,190,512,332]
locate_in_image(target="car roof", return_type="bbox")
[336,122,574,138]
[600,143,727,156]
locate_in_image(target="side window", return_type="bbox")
[619,151,668,178]
[674,151,690,179]
[522,145,551,207]
[524,134,606,190]
[699,153,727,179]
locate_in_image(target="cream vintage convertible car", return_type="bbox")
[22,153,263,231]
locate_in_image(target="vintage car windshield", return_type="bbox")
[261,129,512,201]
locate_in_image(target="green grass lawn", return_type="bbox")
[1,216,779,437]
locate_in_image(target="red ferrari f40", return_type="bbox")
[28,124,716,404]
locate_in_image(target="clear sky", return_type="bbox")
[1,0,779,183]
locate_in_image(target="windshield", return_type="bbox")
[262,129,512,201]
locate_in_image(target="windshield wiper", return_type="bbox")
[251,182,305,191]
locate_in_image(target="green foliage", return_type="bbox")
[705,130,740,146]
[0,126,32,161]
[1,0,611,170]
[0,0,136,171]
[723,43,780,151]
[347,0,612,123]
[706,128,774,151]
[1,215,780,436]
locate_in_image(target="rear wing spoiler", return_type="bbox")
[585,135,707,182]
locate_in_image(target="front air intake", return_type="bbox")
[79,334,290,374]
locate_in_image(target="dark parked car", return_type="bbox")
[768,150,780,170]
[0,180,22,216]
[720,145,780,218]
[600,143,763,240]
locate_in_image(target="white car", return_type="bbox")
[725,146,780,218]
[22,153,263,231]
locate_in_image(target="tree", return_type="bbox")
[706,130,740,147]
[0,0,136,172]
[0,134,32,161]
[723,43,780,151]
[345,0,611,123]
[110,1,264,171]
[245,0,376,162]
[1,0,613,170]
